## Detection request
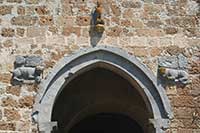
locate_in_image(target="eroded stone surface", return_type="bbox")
[0,0,199,132]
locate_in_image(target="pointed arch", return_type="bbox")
[33,46,173,133]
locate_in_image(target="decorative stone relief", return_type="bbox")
[11,55,44,85]
[93,0,105,33]
[158,54,190,85]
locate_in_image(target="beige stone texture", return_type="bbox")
[0,0,199,132]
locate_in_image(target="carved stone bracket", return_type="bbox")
[11,55,44,85]
[39,122,58,133]
[158,54,190,85]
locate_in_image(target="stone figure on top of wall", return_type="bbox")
[11,56,44,85]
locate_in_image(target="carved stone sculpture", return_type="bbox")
[12,56,44,85]
[12,66,44,83]
[158,67,190,85]
[94,0,105,33]
[158,54,190,85]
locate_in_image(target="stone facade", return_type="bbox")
[0,0,199,132]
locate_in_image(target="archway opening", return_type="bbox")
[52,67,152,132]
[68,113,143,133]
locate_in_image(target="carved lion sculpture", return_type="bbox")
[12,66,44,83]
[158,67,190,85]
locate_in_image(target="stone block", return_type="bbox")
[0,73,12,84]
[16,121,30,131]
[123,9,134,18]
[7,0,22,3]
[6,86,21,96]
[35,6,49,15]
[25,0,40,4]
[4,108,21,121]
[189,59,200,74]
[17,6,25,15]
[158,56,178,68]
[158,54,188,69]
[48,26,58,34]
[62,27,81,36]
[2,97,18,107]
[1,28,15,37]
[135,29,164,37]
[174,107,194,119]
[144,4,161,15]
[110,4,121,16]
[39,16,53,25]
[16,28,25,37]
[166,16,197,28]
[153,0,165,4]
[25,56,43,67]
[132,47,148,57]
[19,96,34,108]
[15,55,43,67]
[177,129,200,133]
[131,20,144,28]
[3,40,13,48]
[26,6,35,15]
[15,56,26,66]
[189,76,200,96]
[27,27,46,38]
[165,46,184,56]
[178,54,188,69]
[106,26,122,37]
[76,16,90,26]
[184,28,200,38]
[145,20,163,28]
[0,6,13,15]
[164,27,178,35]
[121,27,134,36]
[150,47,162,56]
[122,1,142,8]
[11,16,37,26]
[0,122,16,130]
[120,19,131,27]
[171,96,195,107]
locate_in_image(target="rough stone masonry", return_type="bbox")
[0,0,199,132]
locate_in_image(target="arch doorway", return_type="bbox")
[33,46,173,133]
[52,68,148,132]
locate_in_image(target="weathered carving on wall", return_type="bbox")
[11,56,44,85]
[94,0,105,33]
[158,67,189,85]
[158,54,190,85]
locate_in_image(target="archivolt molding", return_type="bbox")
[33,46,173,133]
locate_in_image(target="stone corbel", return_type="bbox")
[149,118,170,133]
[39,122,58,133]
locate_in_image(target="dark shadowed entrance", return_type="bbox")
[69,113,143,133]
[52,68,148,132]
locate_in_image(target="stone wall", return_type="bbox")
[0,0,199,132]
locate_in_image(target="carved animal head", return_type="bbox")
[158,67,166,75]
[35,66,44,74]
